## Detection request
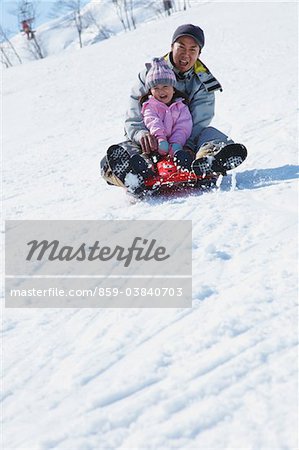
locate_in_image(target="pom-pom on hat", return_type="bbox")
[172,24,205,49]
[145,58,176,91]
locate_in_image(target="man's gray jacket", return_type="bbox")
[124,53,222,152]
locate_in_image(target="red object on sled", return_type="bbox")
[143,158,217,189]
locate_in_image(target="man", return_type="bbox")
[101,24,247,192]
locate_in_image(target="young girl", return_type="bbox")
[140,58,193,168]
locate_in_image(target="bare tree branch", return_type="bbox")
[84,10,114,41]
[112,0,128,32]
[1,45,13,67]
[52,0,85,48]
[0,25,22,64]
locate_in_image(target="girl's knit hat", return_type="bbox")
[145,58,176,90]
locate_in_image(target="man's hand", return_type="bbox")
[140,133,158,154]
[183,146,196,159]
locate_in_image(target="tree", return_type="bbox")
[172,0,192,11]
[112,0,137,31]
[128,0,136,30]
[0,25,22,66]
[25,33,44,59]
[144,1,164,19]
[52,0,85,48]
[17,0,36,38]
[112,0,127,32]
[84,10,114,41]
[0,0,44,65]
[18,2,45,59]
[1,45,13,68]
[163,0,173,16]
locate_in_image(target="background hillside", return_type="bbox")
[1,0,183,65]
[2,1,298,449]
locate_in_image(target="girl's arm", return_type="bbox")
[142,104,167,142]
[169,105,193,145]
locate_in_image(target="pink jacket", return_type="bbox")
[141,97,192,145]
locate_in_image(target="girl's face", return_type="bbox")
[150,84,174,105]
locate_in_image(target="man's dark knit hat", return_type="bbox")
[172,24,205,49]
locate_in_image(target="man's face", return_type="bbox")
[171,36,201,73]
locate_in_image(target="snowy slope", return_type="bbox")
[2,2,298,449]
[5,0,165,64]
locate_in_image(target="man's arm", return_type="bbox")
[124,69,159,153]
[124,70,149,144]
[186,88,216,152]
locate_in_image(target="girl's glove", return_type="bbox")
[158,140,169,155]
[170,143,183,154]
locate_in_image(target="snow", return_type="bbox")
[2,1,298,449]
[125,172,142,189]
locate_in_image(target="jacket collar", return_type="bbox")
[164,52,208,79]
